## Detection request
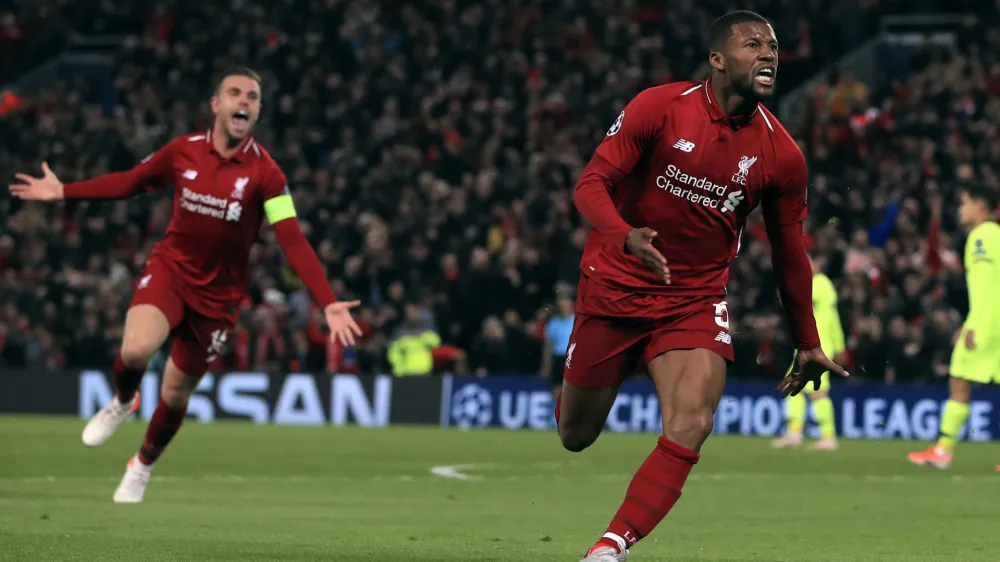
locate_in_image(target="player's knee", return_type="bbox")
[160,384,191,408]
[558,422,599,453]
[948,377,972,402]
[664,408,715,447]
[159,380,193,409]
[119,339,158,369]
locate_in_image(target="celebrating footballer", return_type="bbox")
[559,11,848,562]
[9,67,362,503]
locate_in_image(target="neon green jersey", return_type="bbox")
[962,221,1000,339]
[813,273,845,359]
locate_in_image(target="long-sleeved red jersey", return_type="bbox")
[573,80,819,349]
[63,131,336,316]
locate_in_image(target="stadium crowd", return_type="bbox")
[1,0,997,383]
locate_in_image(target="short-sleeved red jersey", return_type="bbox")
[576,80,809,297]
[107,132,287,315]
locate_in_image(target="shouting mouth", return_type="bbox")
[755,67,775,86]
[232,110,250,124]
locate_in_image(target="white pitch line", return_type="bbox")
[429,463,492,481]
[2,471,999,485]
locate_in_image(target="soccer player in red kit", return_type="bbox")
[560,12,848,561]
[9,67,362,503]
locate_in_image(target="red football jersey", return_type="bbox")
[127,132,287,314]
[576,80,808,297]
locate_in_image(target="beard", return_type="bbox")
[743,72,776,101]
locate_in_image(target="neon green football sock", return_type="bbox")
[936,400,970,452]
[811,397,836,439]
[784,393,807,434]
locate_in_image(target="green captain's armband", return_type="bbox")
[264,193,297,225]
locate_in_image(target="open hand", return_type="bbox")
[324,301,363,346]
[776,348,849,398]
[9,162,64,201]
[626,227,670,284]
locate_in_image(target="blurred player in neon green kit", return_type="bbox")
[772,251,845,451]
[908,186,1000,469]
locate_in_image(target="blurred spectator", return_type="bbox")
[540,293,575,394]
[468,315,514,377]
[386,303,440,376]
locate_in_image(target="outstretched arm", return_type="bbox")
[262,170,362,345]
[762,151,819,350]
[10,142,179,202]
[764,150,847,396]
[765,220,819,350]
[270,217,336,308]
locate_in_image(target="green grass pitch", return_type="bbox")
[1,415,998,561]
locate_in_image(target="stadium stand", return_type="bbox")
[1,0,997,383]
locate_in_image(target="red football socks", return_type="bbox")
[138,399,187,465]
[113,352,145,403]
[601,436,700,548]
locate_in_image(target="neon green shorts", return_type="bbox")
[949,337,1000,384]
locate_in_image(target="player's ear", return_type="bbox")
[709,50,725,73]
[210,94,220,114]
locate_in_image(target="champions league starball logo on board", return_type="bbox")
[450,383,493,428]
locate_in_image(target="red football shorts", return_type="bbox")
[129,260,237,377]
[563,275,734,389]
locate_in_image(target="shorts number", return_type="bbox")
[714,301,730,330]
[207,329,230,355]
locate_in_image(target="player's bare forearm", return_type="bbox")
[765,220,820,349]
[573,155,633,251]
[63,171,147,200]
[272,218,336,308]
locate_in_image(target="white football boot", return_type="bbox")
[580,533,630,562]
[771,431,803,449]
[113,455,152,503]
[81,393,140,447]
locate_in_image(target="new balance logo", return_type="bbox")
[183,169,198,180]
[714,331,732,345]
[672,139,696,152]
[138,274,152,289]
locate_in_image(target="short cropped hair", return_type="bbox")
[963,184,1000,212]
[214,66,262,93]
[708,10,770,51]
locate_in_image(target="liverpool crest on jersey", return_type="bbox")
[231,177,249,200]
[731,155,757,186]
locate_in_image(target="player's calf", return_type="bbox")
[110,357,200,504]
[83,302,171,448]
[137,357,199,464]
[585,350,724,557]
